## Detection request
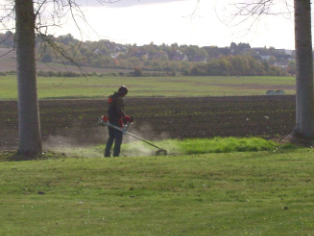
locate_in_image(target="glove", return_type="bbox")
[122,116,134,124]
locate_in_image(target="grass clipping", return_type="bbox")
[25,137,295,158]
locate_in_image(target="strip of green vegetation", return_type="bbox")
[0,148,314,235]
[50,137,295,158]
[177,137,295,154]
[0,75,295,99]
[122,137,295,157]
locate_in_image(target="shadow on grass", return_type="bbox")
[0,150,66,162]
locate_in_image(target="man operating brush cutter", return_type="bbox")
[103,85,133,157]
[99,115,168,156]
[98,85,167,156]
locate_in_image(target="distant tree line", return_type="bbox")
[0,31,292,76]
[0,69,176,78]
[185,55,287,76]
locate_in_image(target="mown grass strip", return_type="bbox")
[0,149,314,235]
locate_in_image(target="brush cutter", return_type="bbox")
[98,116,167,156]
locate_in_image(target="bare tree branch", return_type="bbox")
[0,47,14,58]
[0,0,125,72]
[219,0,292,27]
[96,0,122,4]
[209,0,292,39]
[183,0,201,20]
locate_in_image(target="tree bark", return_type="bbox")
[291,0,314,139]
[15,0,42,155]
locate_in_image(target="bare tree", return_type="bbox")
[215,0,313,140]
[0,0,122,157]
[290,0,313,139]
[15,0,42,155]
[13,0,86,156]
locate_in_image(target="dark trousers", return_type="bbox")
[104,122,123,157]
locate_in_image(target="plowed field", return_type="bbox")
[0,96,295,150]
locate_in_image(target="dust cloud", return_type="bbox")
[43,126,107,157]
[43,122,174,157]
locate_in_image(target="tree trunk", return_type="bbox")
[291,0,314,139]
[15,0,42,155]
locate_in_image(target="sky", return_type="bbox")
[1,0,296,49]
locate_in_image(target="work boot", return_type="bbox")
[113,149,120,157]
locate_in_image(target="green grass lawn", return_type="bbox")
[0,138,313,235]
[0,75,296,99]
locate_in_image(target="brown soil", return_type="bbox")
[0,95,295,150]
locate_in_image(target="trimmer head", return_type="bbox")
[155,149,167,156]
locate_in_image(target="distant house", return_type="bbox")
[105,43,115,51]
[244,47,254,52]
[284,50,295,57]
[275,49,286,54]
[113,46,127,52]
[192,56,207,63]
[94,48,108,55]
[274,61,289,68]
[153,51,169,60]
[111,52,123,59]
[172,51,188,61]
[260,55,272,60]
[251,47,266,52]
[132,51,149,60]
[113,46,121,51]
[94,49,101,54]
